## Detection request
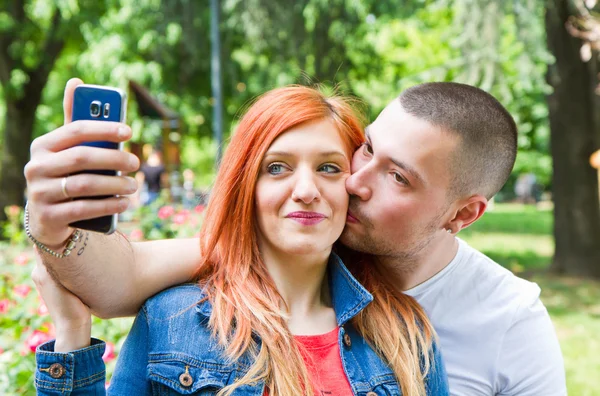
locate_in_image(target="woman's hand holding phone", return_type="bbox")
[24,78,140,248]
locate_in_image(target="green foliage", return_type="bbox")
[0,246,132,395]
[128,200,205,241]
[2,206,26,246]
[1,0,556,192]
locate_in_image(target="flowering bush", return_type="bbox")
[0,247,133,394]
[131,202,205,241]
[2,205,27,246]
[0,203,205,394]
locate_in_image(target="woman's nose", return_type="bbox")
[291,170,321,204]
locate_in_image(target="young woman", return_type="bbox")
[34,86,449,395]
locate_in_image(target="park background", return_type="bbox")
[1,0,599,394]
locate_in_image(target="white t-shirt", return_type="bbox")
[405,238,566,396]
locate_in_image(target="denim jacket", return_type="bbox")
[36,254,449,395]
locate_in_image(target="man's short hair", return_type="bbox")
[398,82,517,200]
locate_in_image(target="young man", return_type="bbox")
[25,79,565,395]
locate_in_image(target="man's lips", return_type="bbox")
[346,210,359,223]
[286,211,326,225]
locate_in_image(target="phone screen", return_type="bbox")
[68,85,127,234]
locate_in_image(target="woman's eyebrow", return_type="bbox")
[264,150,346,158]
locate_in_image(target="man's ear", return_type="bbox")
[447,195,487,233]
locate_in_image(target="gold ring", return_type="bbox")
[61,177,70,199]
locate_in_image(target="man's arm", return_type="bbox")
[37,234,199,318]
[25,78,198,318]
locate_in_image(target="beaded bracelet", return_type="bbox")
[23,202,82,258]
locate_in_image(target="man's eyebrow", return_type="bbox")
[390,157,425,186]
[365,126,424,186]
[364,127,372,142]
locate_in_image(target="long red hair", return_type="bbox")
[194,86,434,396]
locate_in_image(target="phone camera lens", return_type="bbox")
[90,101,102,118]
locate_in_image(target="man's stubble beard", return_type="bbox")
[340,205,444,274]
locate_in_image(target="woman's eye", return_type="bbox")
[363,142,373,155]
[267,163,286,175]
[319,164,341,174]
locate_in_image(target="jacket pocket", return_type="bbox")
[148,354,234,395]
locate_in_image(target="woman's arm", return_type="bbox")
[33,259,105,395]
[33,259,154,395]
[36,339,107,395]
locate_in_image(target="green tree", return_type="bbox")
[0,1,107,219]
[545,0,600,277]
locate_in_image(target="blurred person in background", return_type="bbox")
[138,150,167,205]
[182,168,196,208]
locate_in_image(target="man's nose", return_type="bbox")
[292,169,321,204]
[346,162,372,201]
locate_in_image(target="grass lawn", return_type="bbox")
[461,203,600,395]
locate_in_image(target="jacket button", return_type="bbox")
[366,392,377,396]
[179,372,193,387]
[48,363,66,379]
[343,333,352,348]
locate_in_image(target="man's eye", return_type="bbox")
[319,164,341,174]
[394,173,408,185]
[267,163,286,175]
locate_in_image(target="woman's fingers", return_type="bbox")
[35,197,130,226]
[63,78,84,124]
[30,120,132,155]
[28,174,137,203]
[26,145,139,178]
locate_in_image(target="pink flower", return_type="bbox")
[7,205,20,217]
[194,204,205,214]
[42,322,56,337]
[37,302,49,316]
[26,330,52,353]
[157,205,175,220]
[0,299,10,314]
[13,284,31,298]
[129,229,144,241]
[172,213,188,225]
[14,253,29,266]
[103,341,116,363]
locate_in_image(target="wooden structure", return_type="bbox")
[128,81,181,170]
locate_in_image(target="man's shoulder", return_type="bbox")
[456,238,541,308]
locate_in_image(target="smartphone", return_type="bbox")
[68,84,128,234]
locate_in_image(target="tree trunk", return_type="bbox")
[0,100,37,218]
[545,0,600,277]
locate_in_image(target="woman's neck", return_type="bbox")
[259,244,337,335]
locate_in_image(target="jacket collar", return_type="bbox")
[196,253,373,326]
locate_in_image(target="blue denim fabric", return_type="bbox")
[36,338,106,395]
[36,253,449,395]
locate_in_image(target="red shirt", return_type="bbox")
[264,327,353,395]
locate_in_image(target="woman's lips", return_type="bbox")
[286,211,326,226]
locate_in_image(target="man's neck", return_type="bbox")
[380,234,459,291]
